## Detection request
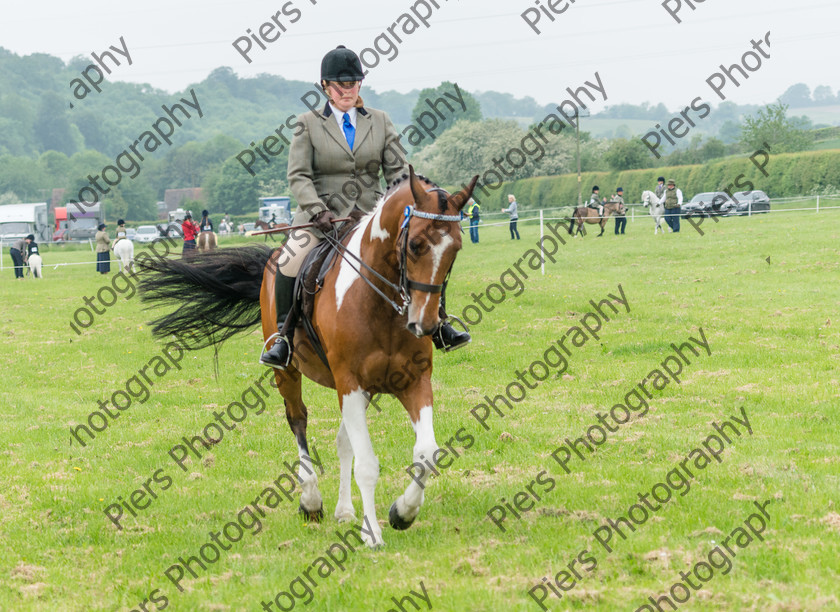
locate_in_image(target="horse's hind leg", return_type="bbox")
[277,369,324,521]
[334,419,356,522]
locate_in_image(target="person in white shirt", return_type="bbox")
[657,178,683,232]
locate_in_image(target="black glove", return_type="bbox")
[312,210,336,233]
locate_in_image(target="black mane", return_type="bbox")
[384,172,448,212]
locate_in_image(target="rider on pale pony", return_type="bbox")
[259,46,470,369]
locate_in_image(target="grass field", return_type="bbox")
[1,208,839,611]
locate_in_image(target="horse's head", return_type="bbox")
[642,191,652,208]
[399,166,478,338]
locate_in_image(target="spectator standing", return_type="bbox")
[612,188,627,235]
[181,212,200,255]
[8,235,30,279]
[466,198,480,243]
[502,194,520,240]
[95,223,110,274]
[658,179,683,232]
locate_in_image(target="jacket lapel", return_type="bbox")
[319,104,353,156]
[353,108,372,152]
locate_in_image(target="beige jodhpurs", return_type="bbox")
[276,228,320,277]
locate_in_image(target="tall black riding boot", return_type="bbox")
[260,273,297,369]
[432,290,471,352]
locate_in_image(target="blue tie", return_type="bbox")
[342,113,355,150]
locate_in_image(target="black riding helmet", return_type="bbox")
[321,45,365,82]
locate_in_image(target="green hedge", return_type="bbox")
[461,149,840,208]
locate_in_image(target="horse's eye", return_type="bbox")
[408,239,423,254]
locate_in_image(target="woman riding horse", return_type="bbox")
[198,209,217,252]
[259,45,470,369]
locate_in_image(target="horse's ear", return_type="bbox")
[451,174,480,211]
[408,165,425,205]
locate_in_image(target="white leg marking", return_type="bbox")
[396,405,438,523]
[334,419,356,522]
[341,388,383,547]
[297,442,323,514]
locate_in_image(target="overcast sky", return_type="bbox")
[2,0,837,112]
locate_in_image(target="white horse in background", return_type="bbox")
[113,238,135,273]
[27,253,43,278]
[642,190,671,235]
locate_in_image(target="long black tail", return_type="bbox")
[137,245,274,349]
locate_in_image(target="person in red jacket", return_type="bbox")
[181,212,200,256]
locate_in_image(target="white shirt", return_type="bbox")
[328,103,357,131]
[658,188,683,206]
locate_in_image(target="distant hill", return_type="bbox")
[2,47,836,160]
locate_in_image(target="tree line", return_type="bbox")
[0,46,833,220]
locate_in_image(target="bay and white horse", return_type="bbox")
[139,167,479,548]
[642,190,671,235]
[197,231,218,253]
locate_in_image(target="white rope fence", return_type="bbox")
[2,195,838,274]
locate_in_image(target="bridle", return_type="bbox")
[320,188,461,316]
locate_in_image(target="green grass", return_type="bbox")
[812,140,840,151]
[2,212,839,611]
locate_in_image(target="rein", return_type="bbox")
[320,192,461,316]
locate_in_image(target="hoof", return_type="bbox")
[299,504,324,523]
[335,511,357,523]
[389,502,415,531]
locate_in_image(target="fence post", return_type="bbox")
[539,209,545,276]
[631,207,634,223]
[748,201,752,217]
[817,195,820,213]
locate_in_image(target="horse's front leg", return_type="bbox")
[390,377,437,532]
[338,385,384,548]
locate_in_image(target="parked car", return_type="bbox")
[52,228,69,242]
[134,225,159,243]
[126,228,137,241]
[240,222,256,236]
[683,192,737,217]
[733,190,770,215]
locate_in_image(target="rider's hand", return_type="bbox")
[312,210,337,233]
